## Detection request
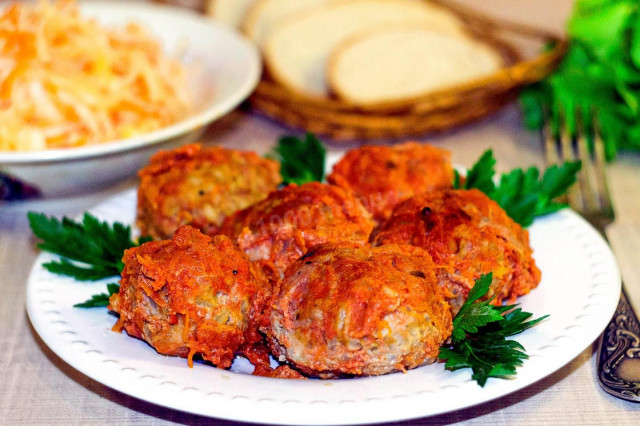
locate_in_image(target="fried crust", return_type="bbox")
[137,143,281,239]
[109,226,271,368]
[372,189,541,309]
[265,242,452,378]
[327,142,454,223]
[218,182,375,279]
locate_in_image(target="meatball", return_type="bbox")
[218,182,375,279]
[371,189,541,311]
[327,142,454,223]
[137,143,281,239]
[265,242,452,378]
[109,225,271,368]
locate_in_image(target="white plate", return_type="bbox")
[26,189,621,425]
[0,1,261,197]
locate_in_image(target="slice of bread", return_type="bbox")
[263,0,465,98]
[328,26,503,106]
[242,0,332,47]
[206,0,256,28]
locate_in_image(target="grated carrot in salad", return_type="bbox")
[0,0,194,151]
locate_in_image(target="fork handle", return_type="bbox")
[597,285,640,402]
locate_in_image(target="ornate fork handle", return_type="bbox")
[597,286,640,401]
[542,110,640,401]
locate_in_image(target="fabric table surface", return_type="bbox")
[2,1,640,424]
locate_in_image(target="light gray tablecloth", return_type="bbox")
[2,1,640,424]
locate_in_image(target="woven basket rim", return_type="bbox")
[249,0,568,140]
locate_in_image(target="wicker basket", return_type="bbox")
[248,0,567,141]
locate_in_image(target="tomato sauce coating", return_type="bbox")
[218,182,375,279]
[265,242,452,378]
[137,144,281,239]
[372,189,541,310]
[327,142,454,223]
[109,226,271,368]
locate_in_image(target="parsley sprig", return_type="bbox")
[28,212,149,308]
[73,283,120,308]
[438,273,548,386]
[454,149,581,226]
[28,212,142,280]
[266,133,326,185]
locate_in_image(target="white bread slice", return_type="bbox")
[328,26,503,106]
[263,0,466,98]
[242,0,332,47]
[206,0,256,28]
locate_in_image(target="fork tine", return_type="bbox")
[542,109,568,204]
[543,119,560,166]
[558,109,584,210]
[576,111,600,213]
[591,115,614,216]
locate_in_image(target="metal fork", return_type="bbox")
[543,111,640,402]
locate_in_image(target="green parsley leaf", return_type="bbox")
[451,273,502,342]
[459,150,581,227]
[28,212,139,280]
[74,283,120,308]
[451,302,504,343]
[42,257,118,282]
[439,273,549,387]
[494,162,582,226]
[266,133,326,185]
[454,149,496,195]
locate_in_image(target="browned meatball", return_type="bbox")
[137,143,281,239]
[109,225,271,368]
[372,189,541,311]
[327,142,454,223]
[218,182,375,279]
[265,242,452,378]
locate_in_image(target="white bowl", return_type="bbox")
[0,1,261,198]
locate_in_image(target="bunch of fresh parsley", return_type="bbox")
[439,273,548,386]
[520,0,640,159]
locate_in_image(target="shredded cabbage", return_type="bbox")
[0,0,194,151]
